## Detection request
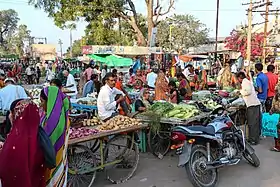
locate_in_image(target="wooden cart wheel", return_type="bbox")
[85,139,100,154]
[104,135,139,184]
[147,127,171,158]
[67,144,97,187]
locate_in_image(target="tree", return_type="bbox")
[119,14,148,46]
[225,29,265,59]
[29,0,175,46]
[156,14,209,50]
[13,24,31,56]
[66,39,82,57]
[0,9,19,51]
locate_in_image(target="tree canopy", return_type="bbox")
[157,14,209,50]
[29,0,175,46]
[66,39,82,57]
[225,29,265,59]
[0,9,31,56]
[0,9,19,50]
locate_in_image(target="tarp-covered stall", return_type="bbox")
[88,54,133,67]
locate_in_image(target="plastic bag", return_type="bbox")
[261,113,279,138]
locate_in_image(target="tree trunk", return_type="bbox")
[147,0,154,46]
[129,17,147,46]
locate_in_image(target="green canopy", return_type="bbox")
[87,54,133,67]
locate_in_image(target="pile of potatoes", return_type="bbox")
[97,115,142,131]
[83,117,102,127]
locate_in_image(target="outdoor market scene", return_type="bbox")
[1,0,280,187]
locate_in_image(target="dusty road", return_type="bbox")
[92,138,280,187]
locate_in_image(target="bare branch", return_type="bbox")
[154,7,162,24]
[154,0,175,17]
[126,0,137,20]
[154,0,160,14]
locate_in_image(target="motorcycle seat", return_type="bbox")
[187,125,215,136]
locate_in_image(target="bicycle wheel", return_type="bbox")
[67,144,97,187]
[147,127,171,158]
[104,135,139,184]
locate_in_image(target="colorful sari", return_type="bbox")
[0,99,45,187]
[155,72,169,101]
[41,86,70,187]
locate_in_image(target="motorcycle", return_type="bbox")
[171,106,260,187]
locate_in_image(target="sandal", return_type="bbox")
[270,147,280,152]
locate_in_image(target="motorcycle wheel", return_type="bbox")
[243,151,260,167]
[185,144,218,187]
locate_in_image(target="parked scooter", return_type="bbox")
[171,106,260,187]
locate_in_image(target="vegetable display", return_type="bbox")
[69,127,99,139]
[97,116,142,131]
[29,89,41,98]
[148,102,174,116]
[166,104,200,119]
[83,117,102,126]
[202,99,222,110]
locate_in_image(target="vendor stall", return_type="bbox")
[67,115,148,186]
[88,54,133,67]
[135,91,247,159]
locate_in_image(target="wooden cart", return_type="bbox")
[67,124,148,186]
[136,112,211,159]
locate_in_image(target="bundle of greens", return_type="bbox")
[148,102,174,116]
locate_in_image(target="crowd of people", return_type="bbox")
[0,58,279,186]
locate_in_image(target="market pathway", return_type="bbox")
[93,138,280,187]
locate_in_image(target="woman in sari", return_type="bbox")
[197,66,208,90]
[0,99,45,187]
[129,69,145,90]
[135,88,152,112]
[177,73,192,100]
[40,86,70,187]
[218,62,236,89]
[155,70,169,101]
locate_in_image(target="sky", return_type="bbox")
[1,0,280,53]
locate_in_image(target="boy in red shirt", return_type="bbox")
[265,65,278,112]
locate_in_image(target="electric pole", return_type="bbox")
[242,0,267,65]
[262,0,271,65]
[245,0,253,63]
[58,39,63,58]
[214,0,220,62]
[70,30,73,58]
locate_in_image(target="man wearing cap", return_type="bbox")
[0,78,28,113]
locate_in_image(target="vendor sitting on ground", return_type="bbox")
[135,88,153,112]
[97,72,130,121]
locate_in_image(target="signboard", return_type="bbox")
[82,45,163,55]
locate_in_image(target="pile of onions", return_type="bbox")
[69,127,98,139]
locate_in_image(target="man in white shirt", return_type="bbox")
[25,66,33,84]
[236,71,261,145]
[0,78,28,113]
[63,70,78,99]
[146,69,157,89]
[46,68,54,82]
[97,72,126,121]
